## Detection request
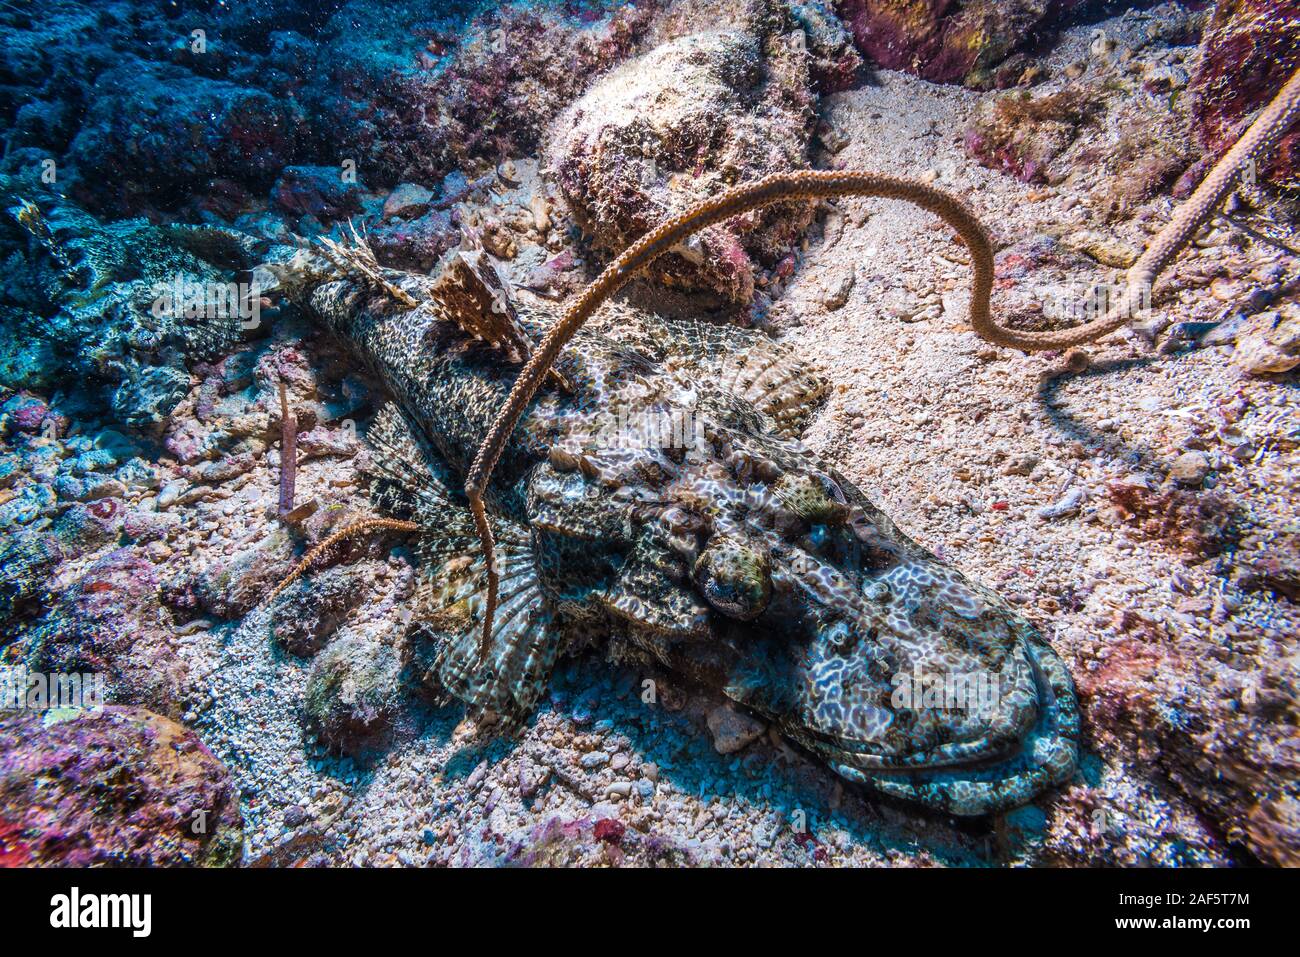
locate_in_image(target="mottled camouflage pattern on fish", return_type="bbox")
[285,252,1078,816]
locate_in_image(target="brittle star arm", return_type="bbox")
[466,66,1300,658]
[464,170,997,660]
[264,517,420,607]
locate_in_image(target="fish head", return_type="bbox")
[685,421,1078,814]
[526,359,1078,815]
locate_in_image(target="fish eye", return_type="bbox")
[772,472,848,525]
[693,535,771,620]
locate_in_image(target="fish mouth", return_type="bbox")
[713,573,1081,816]
[804,639,1080,816]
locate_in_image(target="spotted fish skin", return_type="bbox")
[297,257,1078,817]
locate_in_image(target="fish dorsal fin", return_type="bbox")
[361,400,560,729]
[429,250,570,389]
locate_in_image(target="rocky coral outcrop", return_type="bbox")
[790,0,864,91]
[0,394,168,635]
[1078,633,1300,867]
[32,549,192,719]
[1230,303,1300,375]
[964,20,1202,210]
[0,532,66,634]
[1190,0,1300,191]
[0,187,266,430]
[325,0,660,192]
[836,0,1086,87]
[0,0,654,222]
[649,0,862,91]
[0,706,243,866]
[546,23,817,304]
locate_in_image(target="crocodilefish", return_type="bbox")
[263,241,1079,817]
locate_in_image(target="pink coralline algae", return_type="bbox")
[0,707,242,867]
[1190,0,1300,190]
[303,628,407,761]
[836,0,1087,87]
[1,392,54,435]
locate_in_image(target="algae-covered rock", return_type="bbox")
[270,562,372,657]
[546,25,817,304]
[304,629,405,760]
[64,63,308,217]
[964,86,1101,184]
[1232,304,1300,375]
[326,0,658,190]
[0,706,243,867]
[193,526,299,621]
[0,530,68,635]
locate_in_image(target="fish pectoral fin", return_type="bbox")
[365,400,558,728]
[363,402,458,521]
[412,518,559,733]
[601,537,711,639]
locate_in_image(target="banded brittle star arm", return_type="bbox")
[465,67,1300,659]
[264,518,421,607]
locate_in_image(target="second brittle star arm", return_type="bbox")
[263,517,421,607]
[464,170,999,661]
[466,63,1300,658]
[975,63,1300,351]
